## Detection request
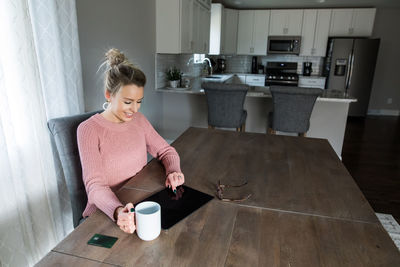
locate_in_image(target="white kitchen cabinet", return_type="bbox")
[209,4,224,55]
[221,8,238,54]
[269,10,303,36]
[352,8,376,36]
[237,10,253,55]
[245,75,265,86]
[209,5,238,55]
[300,9,331,57]
[156,0,211,53]
[329,8,376,37]
[198,4,211,53]
[237,10,270,55]
[191,0,200,52]
[298,76,326,89]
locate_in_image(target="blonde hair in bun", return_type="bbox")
[101,48,146,96]
[105,48,126,67]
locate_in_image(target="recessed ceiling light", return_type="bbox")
[317,0,326,3]
[234,0,242,5]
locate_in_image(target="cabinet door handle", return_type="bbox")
[250,47,254,53]
[348,28,354,35]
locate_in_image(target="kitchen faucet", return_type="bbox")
[203,58,212,76]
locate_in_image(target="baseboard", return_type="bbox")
[367,109,400,116]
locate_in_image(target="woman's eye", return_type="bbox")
[124,101,132,104]
[137,101,142,104]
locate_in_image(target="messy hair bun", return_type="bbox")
[105,48,126,67]
[102,48,146,95]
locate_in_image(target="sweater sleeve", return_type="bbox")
[77,121,123,221]
[139,114,181,175]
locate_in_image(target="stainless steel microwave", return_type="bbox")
[267,36,301,55]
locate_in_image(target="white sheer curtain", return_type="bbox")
[0,0,84,266]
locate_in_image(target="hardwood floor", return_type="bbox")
[342,115,400,224]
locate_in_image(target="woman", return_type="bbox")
[77,48,184,234]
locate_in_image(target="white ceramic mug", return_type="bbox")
[135,201,161,241]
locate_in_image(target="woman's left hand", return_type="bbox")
[165,172,185,192]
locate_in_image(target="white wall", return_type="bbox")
[76,0,164,129]
[369,8,400,114]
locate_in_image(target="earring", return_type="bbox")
[102,100,110,110]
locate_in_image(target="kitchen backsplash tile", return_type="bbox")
[156,54,203,88]
[212,54,324,75]
[156,53,324,88]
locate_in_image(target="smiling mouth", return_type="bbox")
[124,112,134,118]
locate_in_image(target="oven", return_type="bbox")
[265,62,299,87]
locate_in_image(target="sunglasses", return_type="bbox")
[216,179,252,202]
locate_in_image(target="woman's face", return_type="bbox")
[105,84,144,123]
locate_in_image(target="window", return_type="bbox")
[193,54,205,64]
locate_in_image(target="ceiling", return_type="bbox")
[214,0,400,9]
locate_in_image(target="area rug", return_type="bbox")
[376,213,400,250]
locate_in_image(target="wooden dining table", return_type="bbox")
[36,127,400,266]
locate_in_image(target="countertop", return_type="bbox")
[158,74,357,103]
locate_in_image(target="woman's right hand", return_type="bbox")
[116,203,136,234]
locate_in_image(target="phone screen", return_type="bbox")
[87,233,118,248]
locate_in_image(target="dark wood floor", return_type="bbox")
[342,115,400,224]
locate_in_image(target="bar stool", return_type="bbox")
[202,82,249,132]
[268,86,322,137]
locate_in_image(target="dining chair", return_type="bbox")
[202,82,249,132]
[47,110,100,228]
[268,86,323,137]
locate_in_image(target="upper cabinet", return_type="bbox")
[269,10,303,35]
[209,4,238,55]
[198,4,211,53]
[209,4,224,55]
[300,9,331,57]
[237,10,270,55]
[156,0,211,53]
[329,8,376,37]
[221,8,238,54]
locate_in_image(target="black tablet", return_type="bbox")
[137,185,213,230]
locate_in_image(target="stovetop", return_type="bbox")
[265,62,299,86]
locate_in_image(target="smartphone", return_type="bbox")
[87,233,118,248]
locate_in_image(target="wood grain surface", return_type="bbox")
[48,127,400,266]
[124,127,378,223]
[53,188,238,266]
[34,251,116,267]
[225,207,400,267]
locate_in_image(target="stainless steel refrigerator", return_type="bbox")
[324,38,380,116]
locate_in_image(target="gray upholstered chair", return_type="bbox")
[268,86,323,137]
[202,82,249,132]
[48,110,100,228]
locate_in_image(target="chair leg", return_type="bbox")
[299,132,306,137]
[238,123,245,132]
[208,125,215,130]
[267,128,276,135]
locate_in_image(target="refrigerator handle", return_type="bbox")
[345,52,355,91]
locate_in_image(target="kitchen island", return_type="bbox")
[156,74,356,158]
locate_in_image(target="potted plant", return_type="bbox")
[166,67,182,88]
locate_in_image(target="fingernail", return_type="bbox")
[130,208,135,212]
[173,189,177,194]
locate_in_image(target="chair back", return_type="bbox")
[270,86,322,133]
[202,82,249,129]
[47,110,100,227]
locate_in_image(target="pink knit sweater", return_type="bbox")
[77,112,181,221]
